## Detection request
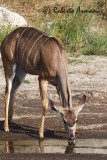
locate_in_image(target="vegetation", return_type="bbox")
[1,0,107,56]
[0,27,15,43]
[24,80,30,84]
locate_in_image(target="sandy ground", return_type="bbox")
[0,55,107,159]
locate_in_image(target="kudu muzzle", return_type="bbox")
[64,120,76,145]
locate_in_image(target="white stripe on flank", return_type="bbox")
[20,29,35,53]
[33,37,50,66]
[26,33,45,66]
[21,31,39,64]
[17,28,28,53]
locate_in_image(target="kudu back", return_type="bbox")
[1,27,86,144]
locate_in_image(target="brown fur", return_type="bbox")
[1,27,72,137]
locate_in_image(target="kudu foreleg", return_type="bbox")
[39,78,48,138]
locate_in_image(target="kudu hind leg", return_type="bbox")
[9,69,26,121]
[39,78,48,138]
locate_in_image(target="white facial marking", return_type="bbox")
[68,123,76,131]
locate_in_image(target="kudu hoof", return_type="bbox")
[4,123,9,132]
[4,127,9,132]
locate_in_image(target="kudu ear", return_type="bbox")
[74,95,86,116]
[49,99,65,115]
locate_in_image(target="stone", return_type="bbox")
[0,7,27,27]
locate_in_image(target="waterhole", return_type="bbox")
[0,139,107,154]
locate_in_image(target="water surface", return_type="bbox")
[0,139,107,154]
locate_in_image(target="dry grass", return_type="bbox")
[1,0,107,56]
[0,0,70,23]
[0,0,95,25]
[83,65,101,75]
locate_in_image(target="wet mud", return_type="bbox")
[0,91,107,159]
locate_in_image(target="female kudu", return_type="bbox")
[1,27,86,144]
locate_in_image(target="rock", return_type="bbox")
[45,22,53,29]
[0,7,27,27]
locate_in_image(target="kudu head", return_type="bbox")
[49,95,86,145]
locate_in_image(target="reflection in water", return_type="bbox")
[39,139,44,153]
[65,143,76,154]
[3,139,75,154]
[1,139,107,154]
[4,141,14,153]
[39,139,76,154]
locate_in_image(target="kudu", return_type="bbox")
[1,27,86,144]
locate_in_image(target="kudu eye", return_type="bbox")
[75,120,78,123]
[64,119,67,124]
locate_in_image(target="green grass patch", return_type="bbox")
[36,2,107,56]
[82,32,107,56]
[0,27,15,43]
[24,80,30,84]
[0,65,3,72]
